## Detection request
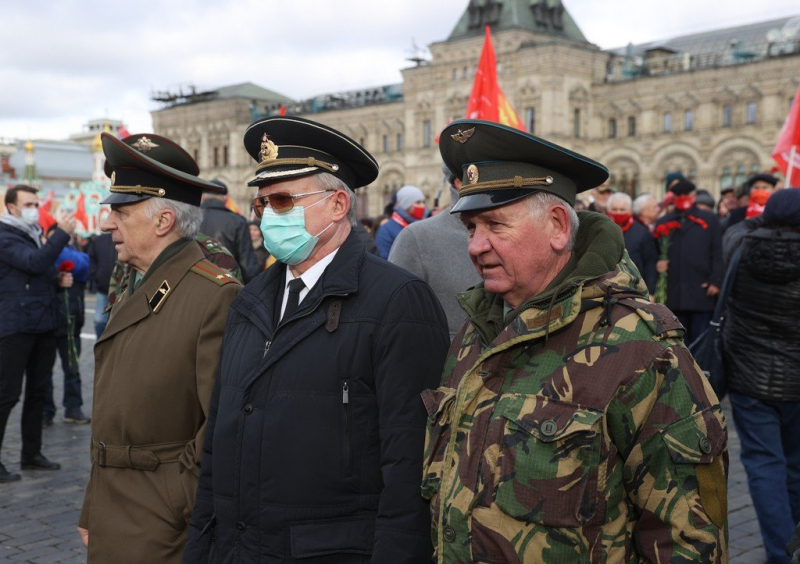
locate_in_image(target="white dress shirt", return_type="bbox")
[279,249,339,319]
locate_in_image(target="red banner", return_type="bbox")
[773,83,800,187]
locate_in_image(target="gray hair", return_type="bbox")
[143,197,203,239]
[525,192,580,251]
[313,172,358,229]
[632,193,656,216]
[606,192,632,210]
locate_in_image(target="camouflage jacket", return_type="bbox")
[106,234,242,312]
[423,215,728,563]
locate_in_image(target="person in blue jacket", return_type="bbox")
[0,185,76,483]
[43,226,91,426]
[375,184,427,259]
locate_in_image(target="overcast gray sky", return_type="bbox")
[2,0,798,141]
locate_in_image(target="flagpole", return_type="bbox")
[789,145,798,187]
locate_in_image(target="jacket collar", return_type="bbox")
[99,241,204,344]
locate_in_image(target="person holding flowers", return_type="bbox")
[653,179,723,344]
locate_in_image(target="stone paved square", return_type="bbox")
[0,298,770,562]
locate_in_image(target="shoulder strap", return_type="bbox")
[713,241,746,322]
[190,259,242,287]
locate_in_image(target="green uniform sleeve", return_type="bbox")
[606,344,728,563]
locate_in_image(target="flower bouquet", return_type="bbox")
[653,221,681,304]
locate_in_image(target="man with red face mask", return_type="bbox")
[376,184,427,259]
[607,192,657,297]
[653,180,723,344]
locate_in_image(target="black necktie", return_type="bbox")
[282,278,306,322]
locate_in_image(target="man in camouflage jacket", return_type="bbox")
[423,120,728,563]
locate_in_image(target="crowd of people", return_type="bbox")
[0,115,797,563]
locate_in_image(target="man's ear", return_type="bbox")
[331,190,350,222]
[549,205,571,252]
[154,207,177,236]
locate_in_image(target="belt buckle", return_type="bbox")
[98,441,107,467]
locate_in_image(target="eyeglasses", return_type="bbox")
[251,189,333,218]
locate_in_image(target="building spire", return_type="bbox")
[21,139,41,188]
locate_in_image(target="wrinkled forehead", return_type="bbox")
[16,190,39,204]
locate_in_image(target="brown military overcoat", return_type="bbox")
[78,240,240,563]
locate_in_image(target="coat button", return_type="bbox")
[540,420,558,437]
[235,520,246,533]
[443,525,456,542]
[242,403,253,415]
[699,437,712,454]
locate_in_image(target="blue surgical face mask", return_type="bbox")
[260,193,334,265]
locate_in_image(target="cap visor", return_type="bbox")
[100,193,152,206]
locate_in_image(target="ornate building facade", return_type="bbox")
[151,0,800,216]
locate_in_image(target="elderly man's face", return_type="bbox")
[462,198,566,308]
[607,199,631,215]
[101,200,158,270]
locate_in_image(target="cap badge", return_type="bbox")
[451,127,475,144]
[132,136,159,152]
[466,164,480,185]
[260,133,279,163]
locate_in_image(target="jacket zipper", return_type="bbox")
[342,381,351,476]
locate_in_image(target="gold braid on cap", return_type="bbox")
[110,185,167,197]
[256,156,340,174]
[459,175,554,196]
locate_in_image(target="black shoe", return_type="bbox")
[0,462,21,483]
[42,415,54,428]
[20,454,61,471]
[64,409,90,424]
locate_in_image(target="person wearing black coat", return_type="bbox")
[200,180,261,283]
[653,180,723,344]
[0,185,77,482]
[722,188,800,564]
[606,192,658,295]
[183,117,449,564]
[87,231,117,337]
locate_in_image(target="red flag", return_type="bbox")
[38,208,56,232]
[465,26,524,130]
[224,196,243,216]
[74,192,88,231]
[773,83,800,187]
[278,105,287,116]
[40,189,54,213]
[118,124,131,139]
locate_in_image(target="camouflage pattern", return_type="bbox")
[105,234,242,312]
[423,250,728,563]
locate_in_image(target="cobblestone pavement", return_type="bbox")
[0,301,770,562]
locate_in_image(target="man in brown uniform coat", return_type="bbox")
[77,133,241,562]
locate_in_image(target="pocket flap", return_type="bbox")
[290,516,374,559]
[500,395,603,443]
[661,406,727,464]
[421,387,457,425]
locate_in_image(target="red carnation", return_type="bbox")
[59,260,75,272]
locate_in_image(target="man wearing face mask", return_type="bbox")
[0,185,76,482]
[375,184,427,259]
[653,179,723,343]
[182,116,450,564]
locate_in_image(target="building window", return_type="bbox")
[746,102,757,124]
[720,166,732,191]
[573,108,581,138]
[608,118,617,139]
[452,68,457,80]
[684,110,694,131]
[383,134,389,153]
[722,105,732,127]
[628,116,636,137]
[223,146,228,166]
[397,133,403,152]
[526,107,536,134]
[213,147,219,168]
[193,149,199,162]
[422,120,431,148]
[663,112,672,133]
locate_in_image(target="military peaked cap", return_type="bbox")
[101,133,223,206]
[243,116,379,190]
[439,120,609,214]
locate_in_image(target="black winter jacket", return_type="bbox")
[623,220,658,294]
[88,232,116,294]
[0,223,70,339]
[654,206,723,312]
[183,231,449,563]
[724,227,800,401]
[200,199,261,283]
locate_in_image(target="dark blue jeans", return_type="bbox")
[44,333,83,419]
[729,391,800,564]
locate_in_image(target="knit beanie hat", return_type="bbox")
[763,189,800,227]
[395,185,425,210]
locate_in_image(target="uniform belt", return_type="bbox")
[91,439,187,472]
